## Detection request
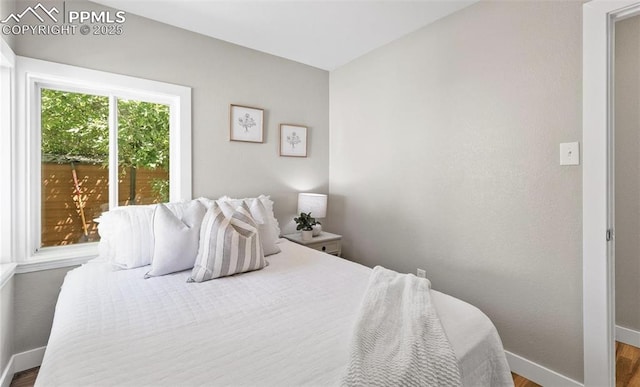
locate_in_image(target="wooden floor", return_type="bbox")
[9,367,38,387]
[9,343,640,387]
[617,341,640,387]
[513,371,542,387]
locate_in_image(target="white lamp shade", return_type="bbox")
[297,193,327,218]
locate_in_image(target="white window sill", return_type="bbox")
[0,263,17,289]
[16,243,98,274]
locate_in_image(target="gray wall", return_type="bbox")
[13,268,73,353]
[15,0,330,234]
[1,277,14,375]
[615,15,640,333]
[12,0,329,353]
[328,0,583,381]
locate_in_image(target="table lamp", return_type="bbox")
[297,193,327,236]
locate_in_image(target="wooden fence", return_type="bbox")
[41,162,168,247]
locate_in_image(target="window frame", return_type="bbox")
[0,38,15,265]
[15,56,192,271]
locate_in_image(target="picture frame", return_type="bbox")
[280,124,308,157]
[230,104,264,143]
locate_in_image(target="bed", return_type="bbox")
[36,238,512,386]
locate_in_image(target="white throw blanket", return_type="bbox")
[342,266,463,387]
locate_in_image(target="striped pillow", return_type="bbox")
[189,202,266,282]
[217,200,281,256]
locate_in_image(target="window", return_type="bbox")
[15,57,191,267]
[40,89,170,247]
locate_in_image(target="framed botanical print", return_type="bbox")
[230,104,264,143]
[280,124,307,157]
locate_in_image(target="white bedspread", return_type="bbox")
[342,266,462,386]
[36,240,513,387]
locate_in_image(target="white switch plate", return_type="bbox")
[560,142,580,166]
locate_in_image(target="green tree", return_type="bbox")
[118,99,170,203]
[41,89,170,203]
[41,89,109,162]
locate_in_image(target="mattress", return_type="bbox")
[36,240,512,386]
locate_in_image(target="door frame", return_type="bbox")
[583,1,640,385]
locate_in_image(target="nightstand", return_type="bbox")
[283,232,342,256]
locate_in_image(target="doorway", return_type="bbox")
[583,1,640,386]
[613,12,640,387]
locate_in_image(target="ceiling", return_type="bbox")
[91,1,480,71]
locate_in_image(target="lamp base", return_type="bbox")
[312,224,322,237]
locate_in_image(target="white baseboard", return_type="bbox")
[0,346,46,387]
[0,358,13,387]
[616,325,640,347]
[505,350,583,387]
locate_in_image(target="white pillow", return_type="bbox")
[145,201,206,278]
[97,200,199,269]
[257,194,281,238]
[189,202,266,282]
[249,199,281,256]
[98,205,155,269]
[196,197,216,209]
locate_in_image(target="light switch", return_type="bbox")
[560,142,580,166]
